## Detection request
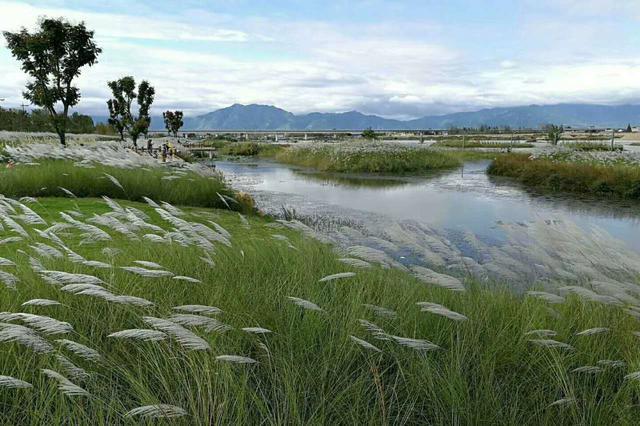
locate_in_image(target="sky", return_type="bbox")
[0,0,639,119]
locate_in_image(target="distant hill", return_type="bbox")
[93,103,640,131]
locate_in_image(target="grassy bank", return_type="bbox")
[273,142,463,173]
[488,153,640,199]
[432,140,534,149]
[0,197,639,424]
[0,160,248,210]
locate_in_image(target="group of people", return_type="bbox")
[145,139,179,162]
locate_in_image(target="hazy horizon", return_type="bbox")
[1,0,639,119]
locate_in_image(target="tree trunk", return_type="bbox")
[58,131,66,146]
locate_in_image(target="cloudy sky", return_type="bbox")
[0,0,639,119]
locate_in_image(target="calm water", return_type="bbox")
[216,159,640,252]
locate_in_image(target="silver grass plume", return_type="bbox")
[242,327,272,334]
[0,375,32,389]
[103,173,125,191]
[548,397,577,407]
[143,317,210,351]
[0,312,73,335]
[417,302,468,321]
[133,260,164,269]
[363,304,397,319]
[388,335,441,351]
[575,327,609,336]
[287,297,324,312]
[58,187,77,198]
[571,366,602,374]
[0,271,19,289]
[529,339,574,350]
[120,266,174,278]
[168,314,231,333]
[108,329,167,341]
[526,291,565,304]
[125,404,187,419]
[0,323,54,353]
[172,276,202,284]
[358,320,389,341]
[0,237,23,245]
[29,257,44,273]
[1,215,29,237]
[172,305,222,315]
[56,339,102,362]
[319,272,356,282]
[22,299,61,307]
[55,354,89,381]
[597,359,626,368]
[30,243,63,259]
[142,196,160,208]
[216,355,257,364]
[339,258,371,268]
[349,335,382,352]
[40,271,105,286]
[41,369,89,397]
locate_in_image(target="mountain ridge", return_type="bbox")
[94,103,640,131]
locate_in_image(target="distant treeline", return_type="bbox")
[0,107,97,134]
[447,125,519,134]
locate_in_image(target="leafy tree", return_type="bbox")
[106,77,155,147]
[163,110,184,137]
[106,76,136,141]
[544,124,563,145]
[3,18,101,145]
[362,127,377,139]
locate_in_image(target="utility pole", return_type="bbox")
[611,129,615,151]
[20,103,28,132]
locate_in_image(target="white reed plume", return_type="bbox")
[1,215,29,237]
[56,339,102,362]
[125,404,187,419]
[216,355,257,364]
[30,243,63,259]
[0,257,15,267]
[597,360,626,368]
[362,304,397,319]
[571,366,602,374]
[120,267,174,278]
[624,372,640,381]
[0,323,54,353]
[524,329,557,337]
[349,335,382,353]
[160,201,184,216]
[417,302,468,321]
[108,329,168,341]
[548,397,577,407]
[103,173,124,191]
[0,312,73,335]
[575,327,609,336]
[142,197,160,208]
[40,271,105,286]
[22,299,61,307]
[528,339,574,350]
[0,375,32,389]
[411,266,465,292]
[41,369,89,397]
[33,229,64,246]
[200,254,215,268]
[238,213,249,227]
[60,212,112,242]
[133,260,164,269]
[526,291,565,304]
[319,272,356,283]
[19,196,37,204]
[388,335,441,351]
[173,305,222,315]
[143,234,165,243]
[101,196,124,213]
[143,317,210,351]
[58,187,77,198]
[55,354,89,381]
[339,258,371,268]
[88,215,138,239]
[242,327,272,334]
[0,237,23,244]
[14,202,46,225]
[207,221,231,240]
[111,295,155,307]
[287,297,324,312]
[358,319,389,341]
[61,283,107,294]
[28,257,44,273]
[82,260,111,269]
[172,276,202,284]
[169,314,231,333]
[0,271,19,289]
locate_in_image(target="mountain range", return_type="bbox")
[95,103,640,131]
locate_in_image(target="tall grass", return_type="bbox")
[274,142,462,174]
[488,154,640,199]
[0,197,639,424]
[559,142,623,152]
[0,160,244,210]
[432,140,534,149]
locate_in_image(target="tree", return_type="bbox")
[163,110,184,137]
[106,77,155,147]
[106,76,135,141]
[3,18,101,145]
[544,124,563,145]
[362,127,377,139]
[626,123,632,133]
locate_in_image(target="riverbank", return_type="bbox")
[0,196,640,424]
[488,151,640,199]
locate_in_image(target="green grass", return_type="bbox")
[0,160,250,211]
[0,197,639,424]
[432,140,534,149]
[488,154,640,199]
[273,144,463,174]
[559,142,623,152]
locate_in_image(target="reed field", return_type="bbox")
[0,195,639,424]
[431,140,534,149]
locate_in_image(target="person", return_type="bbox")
[167,142,174,160]
[147,139,153,155]
[161,143,167,162]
